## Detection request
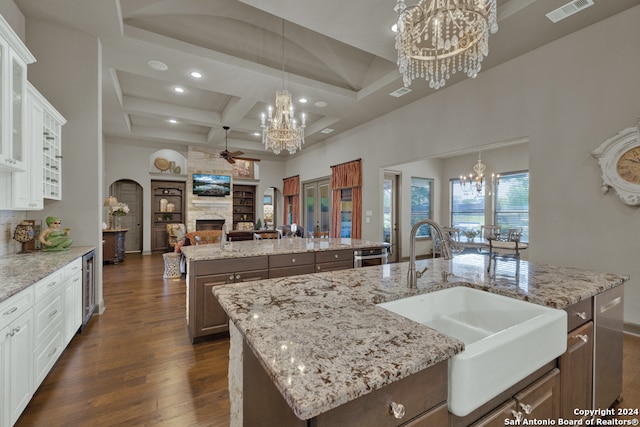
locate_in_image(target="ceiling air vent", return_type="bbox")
[546,0,594,23]
[389,87,412,97]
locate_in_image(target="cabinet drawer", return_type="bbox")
[64,258,82,279]
[34,269,64,302]
[35,292,63,341]
[315,249,354,264]
[316,361,447,426]
[315,260,354,272]
[34,329,63,387]
[269,252,315,268]
[0,288,32,327]
[195,256,268,275]
[565,298,592,331]
[269,264,316,278]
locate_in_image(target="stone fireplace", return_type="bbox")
[186,146,234,231]
[196,219,225,230]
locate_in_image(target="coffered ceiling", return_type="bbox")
[14,0,640,160]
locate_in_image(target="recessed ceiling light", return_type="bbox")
[391,23,398,33]
[147,60,168,71]
[173,87,185,93]
[168,119,178,124]
[320,128,334,134]
[299,97,308,103]
[314,101,327,108]
[190,71,202,79]
[253,132,261,137]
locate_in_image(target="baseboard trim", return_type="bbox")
[624,322,640,337]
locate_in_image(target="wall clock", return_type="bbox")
[592,119,640,206]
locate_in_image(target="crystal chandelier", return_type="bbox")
[260,20,306,155]
[394,0,498,90]
[460,153,499,196]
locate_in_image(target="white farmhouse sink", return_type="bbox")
[377,287,567,416]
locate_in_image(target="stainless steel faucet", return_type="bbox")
[407,219,452,289]
[220,222,228,249]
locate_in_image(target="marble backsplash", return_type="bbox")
[0,210,27,256]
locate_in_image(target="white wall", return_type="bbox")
[23,17,105,311]
[284,7,640,325]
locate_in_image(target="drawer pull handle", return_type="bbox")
[511,410,523,422]
[291,258,296,263]
[519,403,532,414]
[334,254,339,259]
[573,334,588,343]
[48,281,57,288]
[390,402,405,419]
[575,311,587,320]
[236,274,241,280]
[3,306,18,316]
[317,266,321,271]
[48,347,58,358]
[49,309,59,318]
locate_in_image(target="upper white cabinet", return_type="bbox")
[41,94,65,200]
[0,15,36,172]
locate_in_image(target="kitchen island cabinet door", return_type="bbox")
[559,321,593,419]
[195,273,234,337]
[194,269,269,339]
[513,368,560,422]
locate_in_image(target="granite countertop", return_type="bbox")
[213,254,629,421]
[180,237,386,261]
[0,246,95,304]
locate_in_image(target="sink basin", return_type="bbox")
[377,286,567,416]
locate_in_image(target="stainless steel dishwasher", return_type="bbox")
[593,284,624,410]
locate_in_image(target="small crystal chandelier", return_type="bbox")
[394,0,498,90]
[460,153,499,196]
[260,19,306,155]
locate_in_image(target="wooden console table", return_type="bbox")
[103,229,128,264]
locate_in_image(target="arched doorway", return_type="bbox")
[110,179,143,253]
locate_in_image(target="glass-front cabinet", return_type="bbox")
[0,16,35,172]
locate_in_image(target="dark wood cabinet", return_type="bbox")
[559,321,593,419]
[232,184,255,229]
[187,256,269,342]
[151,180,185,252]
[471,369,560,426]
[103,229,127,264]
[315,249,355,272]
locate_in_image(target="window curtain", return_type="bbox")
[330,159,362,239]
[282,175,300,225]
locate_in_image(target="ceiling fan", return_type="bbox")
[220,126,261,164]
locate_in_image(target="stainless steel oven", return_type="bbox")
[354,247,388,267]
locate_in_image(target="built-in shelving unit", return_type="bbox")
[151,180,185,252]
[232,184,255,229]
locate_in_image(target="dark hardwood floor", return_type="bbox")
[16,253,230,427]
[14,253,640,426]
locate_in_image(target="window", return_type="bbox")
[410,177,433,237]
[450,178,485,232]
[494,171,529,242]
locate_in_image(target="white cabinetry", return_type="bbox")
[41,91,65,200]
[0,15,35,172]
[63,258,82,345]
[10,83,44,209]
[0,255,83,427]
[0,288,34,427]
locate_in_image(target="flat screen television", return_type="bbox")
[192,174,231,197]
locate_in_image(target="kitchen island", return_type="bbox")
[180,237,387,342]
[213,254,628,426]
